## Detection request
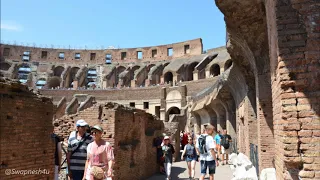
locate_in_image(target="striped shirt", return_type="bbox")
[67,131,93,171]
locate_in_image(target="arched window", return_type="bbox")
[87,68,97,87]
[210,64,220,77]
[187,62,198,81]
[36,78,46,89]
[53,66,64,77]
[164,72,173,84]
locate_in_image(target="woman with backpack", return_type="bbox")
[181,137,197,180]
[162,136,175,180]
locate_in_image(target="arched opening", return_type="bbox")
[47,76,61,89]
[53,66,64,77]
[0,62,11,71]
[36,78,46,89]
[115,66,126,86]
[210,64,220,77]
[87,68,97,88]
[147,64,155,71]
[166,106,181,122]
[224,60,233,71]
[130,65,140,79]
[164,72,173,84]
[17,63,31,84]
[187,62,199,81]
[68,67,80,88]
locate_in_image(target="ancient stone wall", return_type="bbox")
[53,102,164,180]
[0,38,202,64]
[0,79,54,180]
[265,1,320,179]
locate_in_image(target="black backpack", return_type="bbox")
[221,135,230,149]
[198,135,207,154]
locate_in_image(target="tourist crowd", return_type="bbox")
[52,119,232,180]
[153,125,232,180]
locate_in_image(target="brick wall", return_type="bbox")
[53,102,164,180]
[266,1,320,179]
[0,79,54,180]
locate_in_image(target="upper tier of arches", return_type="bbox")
[0,38,203,64]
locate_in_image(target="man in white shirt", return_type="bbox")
[196,124,219,180]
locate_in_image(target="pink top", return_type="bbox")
[85,141,114,180]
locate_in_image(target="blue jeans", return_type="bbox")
[200,160,216,175]
[70,170,84,180]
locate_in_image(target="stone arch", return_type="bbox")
[47,76,61,89]
[87,68,97,87]
[147,64,155,71]
[186,62,199,81]
[115,66,126,86]
[0,62,11,71]
[164,72,173,84]
[68,67,80,88]
[166,106,181,122]
[53,66,64,77]
[36,78,47,89]
[224,59,233,71]
[208,99,226,131]
[210,64,220,76]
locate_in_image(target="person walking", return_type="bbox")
[162,136,175,180]
[181,137,197,179]
[83,125,114,180]
[153,133,166,174]
[67,120,93,180]
[52,133,62,180]
[196,125,219,180]
[220,129,232,165]
[214,130,222,161]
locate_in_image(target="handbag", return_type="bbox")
[90,166,105,180]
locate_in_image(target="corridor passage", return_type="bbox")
[147,160,233,180]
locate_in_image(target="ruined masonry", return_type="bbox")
[0,0,319,180]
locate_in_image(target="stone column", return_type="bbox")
[205,70,210,78]
[160,87,167,121]
[193,70,199,81]
[130,80,136,88]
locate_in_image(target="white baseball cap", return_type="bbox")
[164,136,170,140]
[76,119,88,127]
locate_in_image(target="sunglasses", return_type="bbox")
[91,131,100,135]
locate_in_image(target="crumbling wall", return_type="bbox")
[53,102,164,180]
[55,97,67,119]
[0,79,54,180]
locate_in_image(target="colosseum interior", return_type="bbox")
[0,0,319,180]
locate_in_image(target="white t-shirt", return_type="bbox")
[196,134,216,161]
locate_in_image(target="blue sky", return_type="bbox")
[1,0,226,50]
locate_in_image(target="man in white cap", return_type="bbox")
[66,119,93,180]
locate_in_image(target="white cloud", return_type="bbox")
[1,21,23,31]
